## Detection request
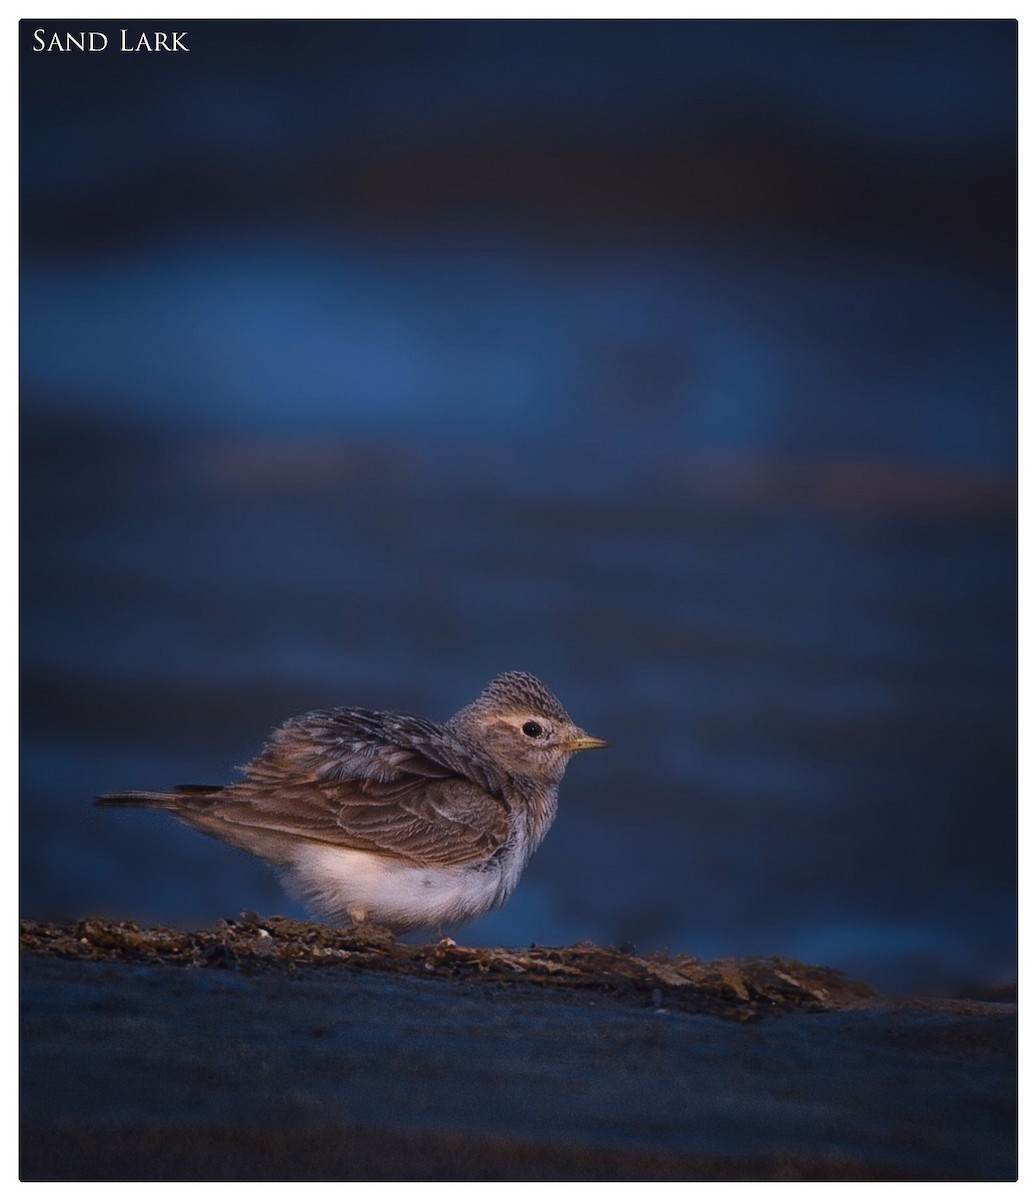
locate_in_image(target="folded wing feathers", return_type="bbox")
[214,707,512,866]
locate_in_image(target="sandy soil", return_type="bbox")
[20,918,1017,1181]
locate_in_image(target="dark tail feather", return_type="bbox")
[95,791,183,810]
[95,785,224,810]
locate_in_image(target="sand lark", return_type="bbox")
[97,671,606,932]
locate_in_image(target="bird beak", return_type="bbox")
[564,731,609,752]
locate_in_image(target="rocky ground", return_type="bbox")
[20,916,1017,1181]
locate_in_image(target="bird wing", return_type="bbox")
[202,708,513,868]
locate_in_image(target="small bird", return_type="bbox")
[96,671,606,933]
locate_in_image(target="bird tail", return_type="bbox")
[95,784,224,811]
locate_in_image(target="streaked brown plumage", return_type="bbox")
[96,671,606,931]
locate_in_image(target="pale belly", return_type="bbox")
[280,843,524,932]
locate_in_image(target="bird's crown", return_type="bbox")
[470,670,573,723]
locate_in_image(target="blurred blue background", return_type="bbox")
[20,19,1016,994]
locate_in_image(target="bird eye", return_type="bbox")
[522,721,543,738]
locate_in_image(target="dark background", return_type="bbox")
[21,19,1016,994]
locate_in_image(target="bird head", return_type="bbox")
[449,671,607,784]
